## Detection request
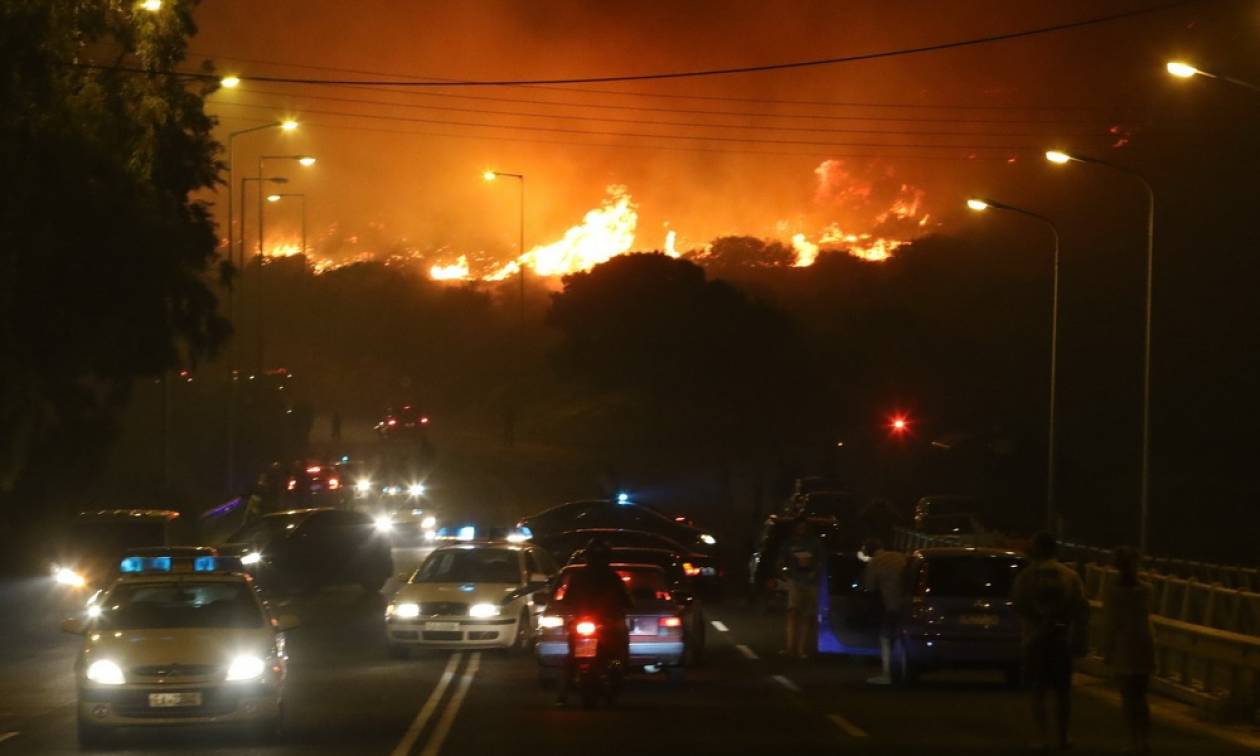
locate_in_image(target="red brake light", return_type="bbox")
[286,478,297,491]
[306,465,321,474]
[575,620,597,636]
[553,585,566,601]
[387,419,397,426]
[656,591,673,602]
[327,477,340,490]
[420,416,430,424]
[661,616,682,628]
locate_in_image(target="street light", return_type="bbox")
[220,75,241,89]
[1164,60,1260,92]
[256,155,315,374]
[483,169,526,447]
[280,119,299,132]
[140,0,162,11]
[966,197,1062,532]
[1045,149,1157,551]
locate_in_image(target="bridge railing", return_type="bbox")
[1061,540,1260,592]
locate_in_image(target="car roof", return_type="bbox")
[112,572,252,586]
[433,541,525,552]
[914,547,1022,558]
[562,562,665,573]
[76,509,180,521]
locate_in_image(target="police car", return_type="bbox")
[62,552,298,746]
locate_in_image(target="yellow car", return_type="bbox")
[62,553,298,747]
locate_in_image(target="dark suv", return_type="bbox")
[221,508,393,594]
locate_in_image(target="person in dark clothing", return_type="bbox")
[553,539,632,705]
[1103,546,1155,755]
[1012,531,1090,751]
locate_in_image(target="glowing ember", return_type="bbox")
[265,242,302,259]
[430,255,470,281]
[664,229,679,258]
[790,233,819,267]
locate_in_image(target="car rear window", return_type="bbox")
[920,555,1025,598]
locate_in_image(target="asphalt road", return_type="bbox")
[0,547,1252,756]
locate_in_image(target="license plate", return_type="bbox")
[573,638,598,658]
[148,692,201,708]
[959,614,999,627]
[424,621,460,632]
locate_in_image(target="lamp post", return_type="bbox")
[483,170,526,447]
[1045,150,1156,552]
[1165,61,1260,93]
[966,198,1063,533]
[223,120,295,493]
[256,154,315,375]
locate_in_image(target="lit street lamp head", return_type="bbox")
[482,170,497,182]
[140,0,162,11]
[1166,61,1200,79]
[298,156,317,167]
[966,199,990,211]
[220,75,241,89]
[1045,150,1072,165]
[280,120,299,132]
[266,194,282,203]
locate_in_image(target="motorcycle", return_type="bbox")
[567,617,624,709]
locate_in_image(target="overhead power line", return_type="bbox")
[73,1,1196,88]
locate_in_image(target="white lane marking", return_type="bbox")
[771,674,801,693]
[0,732,17,745]
[735,644,759,660]
[710,620,729,632]
[418,652,480,756]
[828,713,869,738]
[389,653,462,756]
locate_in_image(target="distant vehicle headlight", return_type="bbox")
[240,551,262,566]
[355,478,373,494]
[408,483,426,497]
[374,516,394,533]
[699,533,717,546]
[538,615,564,629]
[225,654,266,682]
[469,603,500,618]
[86,659,125,685]
[421,516,436,529]
[54,566,86,588]
[392,602,421,620]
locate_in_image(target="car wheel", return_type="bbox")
[77,715,108,748]
[387,643,411,660]
[510,610,531,652]
[892,639,919,686]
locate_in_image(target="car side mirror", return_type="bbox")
[275,614,300,632]
[62,617,84,635]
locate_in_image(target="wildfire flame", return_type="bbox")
[790,234,819,267]
[664,229,679,258]
[429,255,470,281]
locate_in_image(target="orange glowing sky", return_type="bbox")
[192,0,1249,277]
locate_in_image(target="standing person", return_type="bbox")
[781,517,822,659]
[1012,531,1090,751]
[861,537,907,685]
[1103,546,1155,755]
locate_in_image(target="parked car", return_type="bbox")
[518,499,719,556]
[220,508,393,594]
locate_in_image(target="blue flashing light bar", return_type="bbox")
[120,556,171,573]
[193,556,216,572]
[616,492,630,505]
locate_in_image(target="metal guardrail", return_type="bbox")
[1083,566,1260,722]
[1084,563,1260,637]
[1061,540,1260,592]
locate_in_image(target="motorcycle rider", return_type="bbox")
[553,538,632,705]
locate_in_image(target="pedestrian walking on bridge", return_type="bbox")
[1103,546,1154,755]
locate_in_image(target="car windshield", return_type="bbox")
[98,581,265,629]
[413,549,519,584]
[921,555,1025,598]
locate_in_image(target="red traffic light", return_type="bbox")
[889,415,910,435]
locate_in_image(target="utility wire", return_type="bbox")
[72,1,1197,88]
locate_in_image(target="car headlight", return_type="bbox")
[240,551,262,566]
[420,516,436,529]
[538,615,564,629]
[54,566,86,588]
[355,478,373,494]
[699,533,717,546]
[225,654,266,682]
[374,516,394,533]
[408,483,425,497]
[469,603,500,618]
[86,659,125,685]
[391,602,421,620]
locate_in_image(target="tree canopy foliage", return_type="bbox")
[0,0,225,493]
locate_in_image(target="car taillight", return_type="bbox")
[661,616,682,628]
[327,477,340,490]
[682,562,701,577]
[553,585,566,601]
[286,478,297,491]
[575,620,597,636]
[656,591,673,602]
